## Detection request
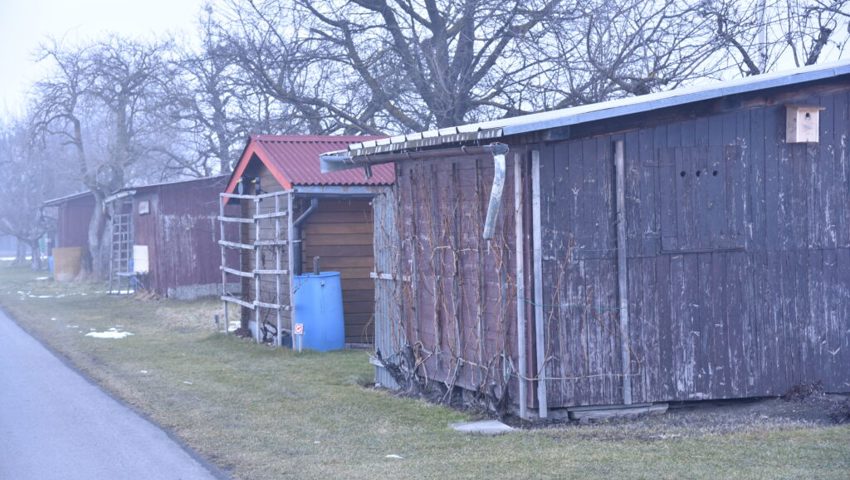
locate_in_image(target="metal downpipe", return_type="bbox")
[292,198,319,276]
[483,144,510,240]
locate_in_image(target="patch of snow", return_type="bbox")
[140,370,149,374]
[85,330,133,339]
[385,454,403,459]
[183,381,193,385]
[35,276,49,281]
[50,317,57,321]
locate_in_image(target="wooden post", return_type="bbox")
[254,197,261,344]
[614,140,633,405]
[219,194,228,334]
[531,150,548,418]
[275,194,282,347]
[287,191,295,349]
[514,152,528,419]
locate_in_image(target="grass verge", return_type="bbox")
[1,265,849,479]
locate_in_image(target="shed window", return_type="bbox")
[659,145,746,253]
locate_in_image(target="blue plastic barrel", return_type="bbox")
[292,272,345,351]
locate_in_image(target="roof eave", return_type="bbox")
[320,128,503,172]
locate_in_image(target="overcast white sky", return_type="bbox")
[0,0,205,118]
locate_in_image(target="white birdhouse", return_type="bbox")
[786,105,824,143]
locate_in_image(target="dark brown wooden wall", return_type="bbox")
[392,80,850,411]
[301,199,375,344]
[55,195,95,248]
[395,156,519,398]
[536,86,850,408]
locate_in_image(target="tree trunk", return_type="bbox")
[28,239,42,271]
[13,240,27,266]
[87,192,109,279]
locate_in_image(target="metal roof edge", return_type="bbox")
[499,61,850,137]
[321,60,850,170]
[42,190,94,207]
[114,174,230,194]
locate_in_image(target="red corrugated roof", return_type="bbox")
[226,135,393,194]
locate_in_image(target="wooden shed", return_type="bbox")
[321,61,850,418]
[42,191,96,280]
[220,135,394,346]
[104,176,236,299]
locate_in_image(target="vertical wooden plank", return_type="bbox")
[655,254,674,400]
[750,107,767,251]
[669,253,689,399]
[711,251,731,396]
[736,109,752,245]
[764,107,781,250]
[674,147,696,247]
[695,252,714,398]
[624,130,642,257]
[763,248,780,395]
[597,137,615,255]
[531,150,548,417]
[724,251,745,396]
[795,249,812,386]
[808,249,825,385]
[829,249,850,390]
[780,250,797,386]
[681,118,696,147]
[513,153,528,418]
[836,93,850,247]
[541,143,568,408]
[820,94,838,249]
[638,127,658,256]
[614,140,632,404]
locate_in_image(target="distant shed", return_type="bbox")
[42,191,95,250]
[105,176,236,299]
[42,191,96,280]
[322,61,850,417]
[221,135,394,346]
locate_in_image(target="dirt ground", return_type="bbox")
[530,391,850,441]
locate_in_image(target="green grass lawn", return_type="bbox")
[1,264,848,479]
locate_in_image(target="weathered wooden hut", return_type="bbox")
[220,135,394,346]
[105,175,235,299]
[321,61,850,418]
[42,191,96,280]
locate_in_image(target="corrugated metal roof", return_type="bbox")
[228,135,394,194]
[321,59,850,167]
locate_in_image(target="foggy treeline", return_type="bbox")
[0,0,848,273]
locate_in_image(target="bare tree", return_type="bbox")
[31,37,174,278]
[217,0,565,132]
[548,0,718,105]
[162,7,277,176]
[0,118,76,270]
[700,0,850,76]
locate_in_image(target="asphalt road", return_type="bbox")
[0,309,222,480]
